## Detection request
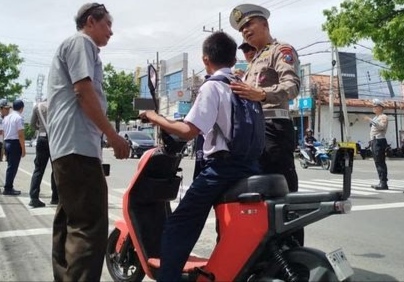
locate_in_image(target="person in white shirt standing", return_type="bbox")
[0,99,12,163]
[2,99,25,196]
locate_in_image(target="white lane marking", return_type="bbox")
[352,202,404,211]
[0,228,52,239]
[308,179,403,194]
[18,167,51,187]
[0,205,5,218]
[298,183,375,196]
[19,196,56,216]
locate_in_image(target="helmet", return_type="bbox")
[306,128,313,133]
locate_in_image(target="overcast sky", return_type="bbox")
[1,0,360,100]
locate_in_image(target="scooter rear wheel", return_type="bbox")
[259,247,351,282]
[105,228,145,282]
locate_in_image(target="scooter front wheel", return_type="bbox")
[105,228,145,282]
[299,159,308,169]
[321,159,330,170]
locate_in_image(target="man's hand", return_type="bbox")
[363,116,372,122]
[139,111,160,124]
[108,133,130,159]
[230,81,265,101]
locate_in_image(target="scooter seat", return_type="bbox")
[217,174,289,204]
[148,256,208,272]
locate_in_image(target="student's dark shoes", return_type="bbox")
[2,189,21,196]
[29,199,46,208]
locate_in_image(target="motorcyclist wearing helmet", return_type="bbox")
[304,129,317,163]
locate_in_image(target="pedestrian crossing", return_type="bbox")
[0,178,402,220]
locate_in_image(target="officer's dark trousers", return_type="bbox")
[51,154,108,282]
[29,136,58,201]
[158,157,260,282]
[4,140,22,191]
[259,119,298,192]
[371,138,388,183]
[259,119,304,245]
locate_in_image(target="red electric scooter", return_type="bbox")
[105,65,354,282]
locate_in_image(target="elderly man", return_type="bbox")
[229,4,300,193]
[364,99,389,190]
[47,3,129,281]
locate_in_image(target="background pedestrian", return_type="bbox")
[2,99,25,196]
[28,100,59,208]
[0,99,12,163]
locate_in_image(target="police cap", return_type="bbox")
[372,98,384,108]
[230,4,270,31]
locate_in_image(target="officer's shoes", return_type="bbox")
[371,183,389,190]
[3,189,21,196]
[29,199,46,208]
[49,199,59,205]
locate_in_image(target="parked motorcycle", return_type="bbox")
[104,64,354,282]
[299,141,331,170]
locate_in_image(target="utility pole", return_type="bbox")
[36,74,45,102]
[329,46,336,141]
[335,47,351,142]
[203,12,223,33]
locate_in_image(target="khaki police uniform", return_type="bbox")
[244,40,300,114]
[230,3,301,194]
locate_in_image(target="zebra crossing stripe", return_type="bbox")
[0,205,5,218]
[307,179,403,194]
[298,183,375,196]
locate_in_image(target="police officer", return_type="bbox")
[229,4,300,193]
[364,99,389,190]
[234,40,256,78]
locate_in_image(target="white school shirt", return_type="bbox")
[184,68,234,158]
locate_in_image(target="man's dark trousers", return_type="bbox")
[51,154,108,282]
[4,140,22,191]
[29,136,58,201]
[371,138,388,183]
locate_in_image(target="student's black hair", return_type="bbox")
[202,31,237,67]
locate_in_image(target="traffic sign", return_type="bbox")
[299,97,313,110]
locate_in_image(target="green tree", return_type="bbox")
[24,123,36,140]
[103,63,139,132]
[322,0,404,80]
[0,42,31,99]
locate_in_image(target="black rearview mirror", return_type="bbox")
[147,64,159,112]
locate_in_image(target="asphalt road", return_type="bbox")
[0,147,403,281]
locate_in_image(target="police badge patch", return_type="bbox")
[280,47,294,64]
